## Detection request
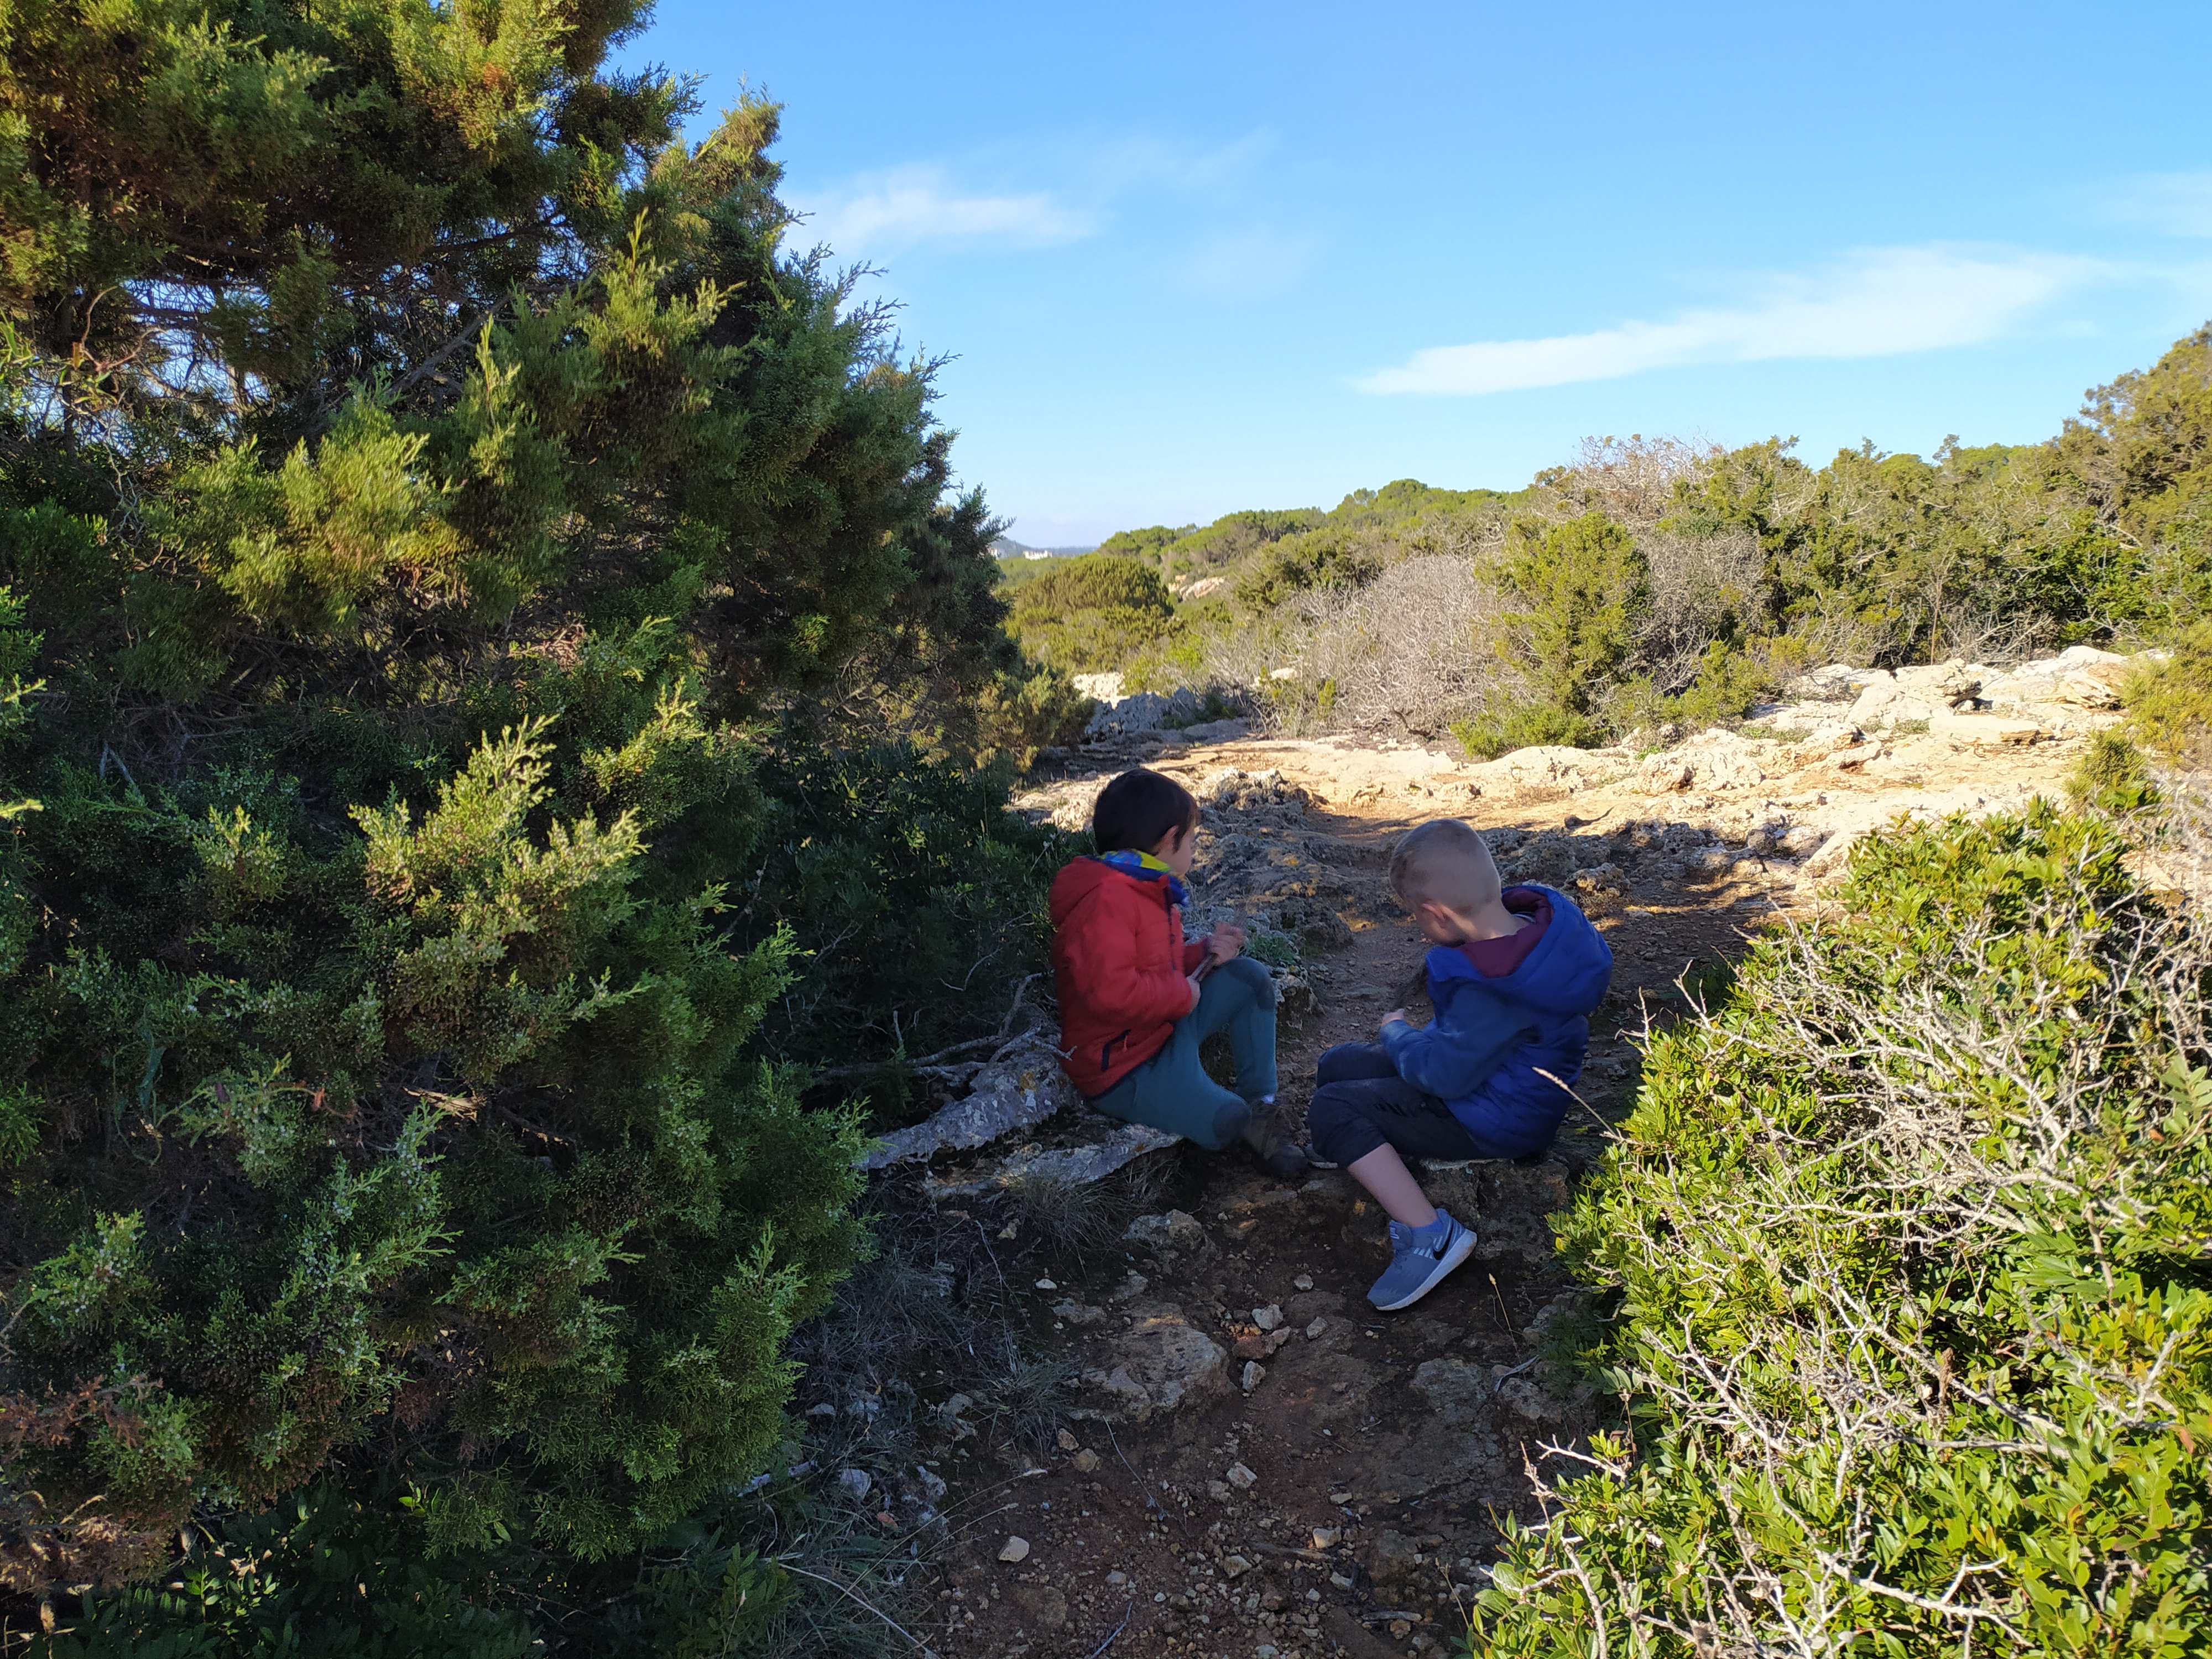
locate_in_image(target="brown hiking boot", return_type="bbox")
[1240,1099,1308,1178]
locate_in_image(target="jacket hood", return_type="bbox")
[1050,856,1172,929]
[1425,885,1611,1015]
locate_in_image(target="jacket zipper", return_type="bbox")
[1100,1028,1131,1072]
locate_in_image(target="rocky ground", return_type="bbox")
[835,651,2130,1659]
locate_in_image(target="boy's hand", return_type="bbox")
[1186,974,1205,1014]
[1205,924,1247,965]
[1380,1007,1410,1035]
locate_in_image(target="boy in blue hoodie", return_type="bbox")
[1307,818,1613,1310]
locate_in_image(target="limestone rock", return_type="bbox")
[1408,1358,1492,1427]
[1227,1460,1259,1490]
[1241,1360,1267,1392]
[999,1535,1030,1563]
[1087,686,1203,737]
[1053,1300,1106,1327]
[1070,1447,1100,1473]
[859,1033,1077,1169]
[1800,831,1864,880]
[1082,1303,1228,1420]
[1929,710,2042,745]
[1201,768,1312,814]
[1123,1209,1210,1260]
[1253,1303,1284,1331]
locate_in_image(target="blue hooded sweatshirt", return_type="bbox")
[1379,884,1614,1157]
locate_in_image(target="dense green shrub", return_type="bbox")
[732,742,1072,1090]
[1005,552,1177,670]
[1478,800,2212,1656]
[1452,699,1604,759]
[2120,621,2212,769]
[1493,512,1649,716]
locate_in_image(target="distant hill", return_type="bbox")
[990,535,1098,561]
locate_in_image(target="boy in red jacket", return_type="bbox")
[1050,769,1306,1175]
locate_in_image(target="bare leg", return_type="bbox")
[1344,1145,1438,1229]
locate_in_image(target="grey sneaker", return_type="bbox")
[1368,1209,1477,1311]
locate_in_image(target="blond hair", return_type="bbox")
[1390,818,1501,913]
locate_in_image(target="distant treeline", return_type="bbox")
[1006,328,2212,754]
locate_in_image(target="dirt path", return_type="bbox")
[912,719,2097,1659]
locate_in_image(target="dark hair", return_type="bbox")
[1091,768,1199,855]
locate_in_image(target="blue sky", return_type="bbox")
[622,2,2212,546]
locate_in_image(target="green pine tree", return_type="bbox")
[0,0,1049,1618]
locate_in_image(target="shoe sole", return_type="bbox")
[1371,1225,1479,1312]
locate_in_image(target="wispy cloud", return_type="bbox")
[789,133,1276,262]
[1357,246,2100,396]
[792,164,1096,255]
[2105,172,2212,239]
[1184,226,1316,296]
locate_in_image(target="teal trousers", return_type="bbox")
[1085,956,1279,1150]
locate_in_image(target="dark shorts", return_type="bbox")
[1303,1043,1487,1167]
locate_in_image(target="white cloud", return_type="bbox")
[792,165,1095,255]
[1358,246,2100,396]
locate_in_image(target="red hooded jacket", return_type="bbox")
[1049,858,1208,1097]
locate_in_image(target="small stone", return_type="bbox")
[1241,1360,1267,1391]
[914,1465,947,1501]
[1252,1304,1284,1331]
[1105,1570,1128,1585]
[1366,1529,1421,1584]
[837,1468,871,1500]
[1390,1619,1412,1638]
[1071,1448,1100,1473]
[806,1401,837,1417]
[997,1221,1018,1239]
[1056,1428,1079,1452]
[1293,1274,1314,1291]
[1328,1572,1354,1590]
[1053,1299,1106,1326]
[1035,1278,1058,1290]
[999,1536,1031,1563]
[1305,1317,1327,1339]
[1222,1554,1254,1579]
[1226,1461,1259,1490]
[1328,1491,1353,1506]
[1312,1527,1340,1548]
[1207,1479,1233,1502]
